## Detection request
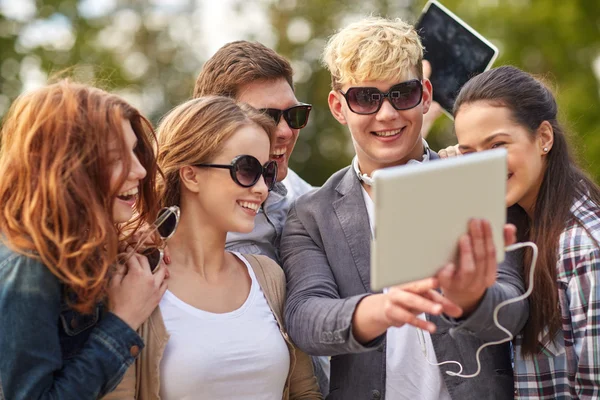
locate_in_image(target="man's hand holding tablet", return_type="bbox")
[351,276,460,344]
[437,219,517,317]
[351,218,516,344]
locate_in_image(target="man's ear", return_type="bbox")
[179,166,202,194]
[328,90,347,125]
[537,121,554,155]
[421,78,433,115]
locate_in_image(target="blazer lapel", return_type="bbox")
[332,168,373,293]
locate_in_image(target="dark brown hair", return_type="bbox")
[193,41,294,99]
[0,79,160,313]
[454,65,600,356]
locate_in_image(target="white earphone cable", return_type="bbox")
[416,241,538,378]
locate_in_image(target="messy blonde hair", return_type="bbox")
[156,96,275,207]
[322,16,424,90]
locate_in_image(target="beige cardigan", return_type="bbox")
[104,254,322,400]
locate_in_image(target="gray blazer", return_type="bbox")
[281,164,529,400]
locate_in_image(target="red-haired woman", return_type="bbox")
[0,80,168,400]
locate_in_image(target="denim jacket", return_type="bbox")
[0,242,144,400]
[226,168,314,263]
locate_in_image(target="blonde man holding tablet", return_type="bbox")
[280,17,528,400]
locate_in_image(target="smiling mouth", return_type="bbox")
[117,187,138,202]
[237,201,260,214]
[270,147,286,160]
[372,127,404,137]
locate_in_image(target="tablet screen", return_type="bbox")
[416,1,498,116]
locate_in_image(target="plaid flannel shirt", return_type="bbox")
[514,194,600,399]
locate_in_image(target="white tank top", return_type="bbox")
[158,252,290,400]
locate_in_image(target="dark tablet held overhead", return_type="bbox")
[416,0,499,118]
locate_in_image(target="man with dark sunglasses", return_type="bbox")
[193,40,313,265]
[280,16,528,400]
[192,40,328,396]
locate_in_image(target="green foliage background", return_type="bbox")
[1,0,599,186]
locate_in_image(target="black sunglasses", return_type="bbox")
[340,79,423,115]
[259,103,312,129]
[194,155,278,191]
[124,206,181,273]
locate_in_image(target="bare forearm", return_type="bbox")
[352,284,449,344]
[351,294,389,344]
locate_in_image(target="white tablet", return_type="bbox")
[370,149,507,291]
[416,0,499,118]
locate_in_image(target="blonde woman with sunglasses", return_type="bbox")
[107,96,321,400]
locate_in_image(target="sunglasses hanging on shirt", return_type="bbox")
[122,206,180,273]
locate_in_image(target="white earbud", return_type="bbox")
[352,156,375,186]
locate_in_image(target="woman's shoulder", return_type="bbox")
[240,253,286,306]
[564,196,600,243]
[241,253,285,281]
[557,197,600,276]
[0,241,61,295]
[0,241,22,268]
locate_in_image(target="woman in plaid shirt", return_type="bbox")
[452,66,600,399]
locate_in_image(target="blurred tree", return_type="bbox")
[0,0,200,122]
[421,0,600,180]
[268,0,600,185]
[1,0,599,185]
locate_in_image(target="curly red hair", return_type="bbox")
[0,80,160,313]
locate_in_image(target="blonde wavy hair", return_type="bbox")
[322,16,424,89]
[0,80,160,313]
[156,96,275,208]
